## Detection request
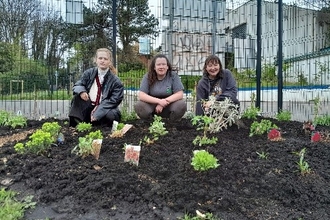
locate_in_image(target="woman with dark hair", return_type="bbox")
[69,48,124,127]
[134,54,187,121]
[195,54,239,116]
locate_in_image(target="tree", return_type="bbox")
[0,42,14,73]
[116,0,159,63]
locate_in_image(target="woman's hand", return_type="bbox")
[155,104,164,114]
[91,106,98,122]
[80,92,89,101]
[203,101,213,113]
[158,98,169,108]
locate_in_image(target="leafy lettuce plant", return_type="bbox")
[191,150,219,171]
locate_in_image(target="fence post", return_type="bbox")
[112,0,117,68]
[278,0,283,112]
[256,0,262,109]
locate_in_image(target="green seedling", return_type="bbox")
[191,115,218,146]
[295,148,311,175]
[256,151,269,160]
[143,115,168,145]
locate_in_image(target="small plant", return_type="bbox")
[256,151,269,160]
[311,131,321,142]
[241,106,260,120]
[303,121,315,134]
[312,96,321,121]
[295,148,311,175]
[0,110,10,126]
[191,150,219,171]
[72,130,103,158]
[86,130,103,140]
[143,115,168,145]
[120,106,138,122]
[41,122,61,142]
[203,97,241,132]
[191,115,218,146]
[241,92,260,120]
[14,143,25,154]
[179,211,219,220]
[25,129,54,155]
[110,122,124,137]
[0,188,36,220]
[249,119,278,137]
[314,115,330,126]
[5,115,27,129]
[72,137,93,158]
[275,110,291,121]
[267,128,284,141]
[76,122,92,132]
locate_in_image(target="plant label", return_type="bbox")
[92,139,102,160]
[124,145,141,166]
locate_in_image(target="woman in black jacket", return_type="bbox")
[69,48,124,127]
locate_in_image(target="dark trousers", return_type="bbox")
[134,99,187,121]
[69,95,120,127]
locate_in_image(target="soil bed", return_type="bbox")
[1,117,330,220]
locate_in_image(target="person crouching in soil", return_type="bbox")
[69,48,124,127]
[134,54,187,122]
[195,54,240,116]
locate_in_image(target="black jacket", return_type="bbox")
[195,69,239,115]
[72,67,124,120]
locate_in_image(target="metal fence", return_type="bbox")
[0,0,329,121]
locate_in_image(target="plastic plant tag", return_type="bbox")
[111,121,118,132]
[124,144,141,166]
[92,139,102,160]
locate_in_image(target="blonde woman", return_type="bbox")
[69,48,124,127]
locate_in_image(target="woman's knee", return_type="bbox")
[134,101,154,119]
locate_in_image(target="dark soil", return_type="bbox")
[1,117,330,220]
